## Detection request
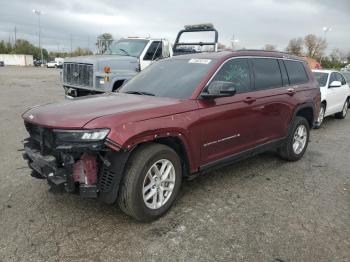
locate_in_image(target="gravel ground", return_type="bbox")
[0,66,349,262]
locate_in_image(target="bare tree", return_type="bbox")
[263,44,276,51]
[285,38,304,56]
[304,34,327,59]
[330,48,341,62]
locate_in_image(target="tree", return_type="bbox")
[304,34,327,59]
[217,43,227,51]
[330,48,342,62]
[285,38,304,56]
[263,44,276,51]
[96,33,113,54]
[72,47,93,57]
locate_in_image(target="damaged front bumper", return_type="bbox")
[22,123,129,203]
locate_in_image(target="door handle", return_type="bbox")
[287,88,296,96]
[243,97,256,104]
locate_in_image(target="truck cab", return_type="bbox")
[63,24,219,98]
[63,38,172,98]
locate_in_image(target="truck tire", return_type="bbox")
[335,100,348,119]
[117,143,182,222]
[278,116,310,162]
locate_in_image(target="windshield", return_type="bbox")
[105,39,148,57]
[119,58,216,99]
[313,72,328,87]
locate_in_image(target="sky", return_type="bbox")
[0,0,349,54]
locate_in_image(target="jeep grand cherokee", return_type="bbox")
[22,50,321,221]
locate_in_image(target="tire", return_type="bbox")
[335,100,348,119]
[278,116,310,161]
[314,103,326,129]
[117,143,182,222]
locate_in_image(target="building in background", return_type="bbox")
[0,54,34,66]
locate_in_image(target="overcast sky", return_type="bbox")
[0,0,349,54]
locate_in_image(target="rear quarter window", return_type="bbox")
[284,60,309,85]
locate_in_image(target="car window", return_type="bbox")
[144,41,163,61]
[329,73,337,85]
[252,58,282,90]
[119,58,215,99]
[337,73,346,85]
[284,60,308,85]
[342,72,350,83]
[313,72,329,87]
[210,58,251,94]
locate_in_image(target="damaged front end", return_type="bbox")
[22,122,129,203]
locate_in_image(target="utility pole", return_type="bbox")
[231,34,239,51]
[32,9,44,63]
[70,34,73,56]
[14,25,17,47]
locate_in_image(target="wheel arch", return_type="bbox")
[293,104,314,128]
[127,135,192,177]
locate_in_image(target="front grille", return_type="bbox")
[63,63,93,87]
[25,123,55,154]
[98,165,116,192]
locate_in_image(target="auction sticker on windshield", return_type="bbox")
[188,58,212,64]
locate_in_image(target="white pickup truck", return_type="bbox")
[63,24,219,98]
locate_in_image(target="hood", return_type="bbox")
[64,55,139,72]
[22,93,190,129]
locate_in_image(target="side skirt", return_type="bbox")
[199,138,286,175]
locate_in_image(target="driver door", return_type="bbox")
[140,41,163,70]
[197,58,260,166]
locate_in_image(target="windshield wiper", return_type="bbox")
[124,91,155,96]
[118,48,131,56]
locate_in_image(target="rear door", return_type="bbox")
[197,58,259,165]
[249,58,298,144]
[336,72,349,108]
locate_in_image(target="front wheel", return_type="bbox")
[335,100,348,119]
[118,144,182,222]
[278,116,310,161]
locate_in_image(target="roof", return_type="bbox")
[172,50,304,61]
[312,69,338,74]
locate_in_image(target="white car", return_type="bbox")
[46,61,59,68]
[312,69,350,128]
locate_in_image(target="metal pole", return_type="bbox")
[39,14,43,63]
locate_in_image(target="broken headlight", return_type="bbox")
[54,129,110,142]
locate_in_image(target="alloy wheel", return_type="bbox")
[342,101,348,117]
[142,159,176,209]
[293,125,307,155]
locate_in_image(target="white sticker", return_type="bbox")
[188,58,212,64]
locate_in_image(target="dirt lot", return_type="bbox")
[0,66,349,262]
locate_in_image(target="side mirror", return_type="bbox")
[201,81,236,98]
[329,81,341,88]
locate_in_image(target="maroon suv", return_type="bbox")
[22,51,321,221]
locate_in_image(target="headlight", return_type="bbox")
[54,129,110,142]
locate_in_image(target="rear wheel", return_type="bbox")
[314,103,326,129]
[278,116,310,161]
[335,100,348,119]
[118,143,182,222]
